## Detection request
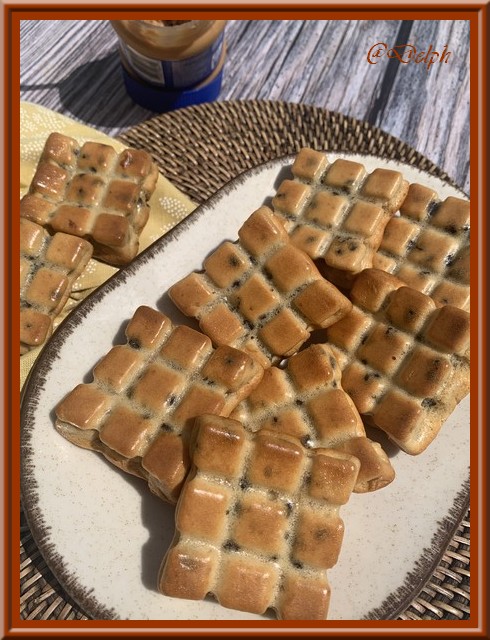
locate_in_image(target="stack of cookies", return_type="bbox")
[48,146,470,619]
[19,132,159,355]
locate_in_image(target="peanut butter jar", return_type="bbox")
[120,43,227,113]
[111,20,226,92]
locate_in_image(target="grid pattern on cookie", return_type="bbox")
[270,148,408,275]
[158,415,360,620]
[20,132,159,265]
[55,305,263,503]
[372,183,470,311]
[169,206,351,369]
[231,343,395,493]
[20,218,93,354]
[324,269,470,455]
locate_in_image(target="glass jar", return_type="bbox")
[111,20,227,90]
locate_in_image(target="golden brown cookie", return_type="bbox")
[55,306,264,502]
[20,132,158,265]
[158,415,360,619]
[231,343,395,493]
[271,148,409,286]
[373,183,470,310]
[20,218,93,354]
[169,206,352,368]
[323,269,470,454]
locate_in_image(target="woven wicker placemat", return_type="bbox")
[20,99,470,621]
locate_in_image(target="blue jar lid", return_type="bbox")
[122,63,224,113]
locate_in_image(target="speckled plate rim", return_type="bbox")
[20,153,470,623]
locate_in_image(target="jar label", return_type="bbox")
[120,32,224,89]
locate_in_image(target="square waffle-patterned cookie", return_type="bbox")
[373,183,470,310]
[55,306,264,502]
[20,132,159,266]
[231,343,395,493]
[271,148,409,287]
[158,415,360,619]
[169,206,351,368]
[20,218,93,354]
[323,269,470,455]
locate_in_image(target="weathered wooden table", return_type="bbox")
[20,19,470,192]
[19,18,471,622]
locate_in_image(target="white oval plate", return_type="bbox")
[20,154,470,621]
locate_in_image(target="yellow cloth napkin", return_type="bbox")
[20,102,197,388]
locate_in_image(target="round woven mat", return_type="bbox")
[20,99,470,621]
